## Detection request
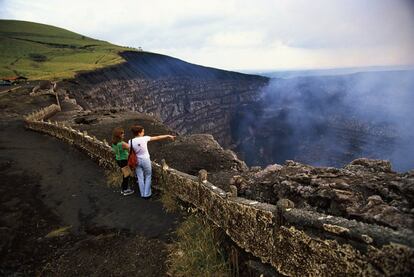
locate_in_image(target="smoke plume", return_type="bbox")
[232,69,414,172]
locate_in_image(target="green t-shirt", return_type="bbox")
[112,142,129,160]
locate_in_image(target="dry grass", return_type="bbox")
[105,169,122,188]
[167,214,230,277]
[45,226,72,238]
[160,189,180,213]
[0,20,131,80]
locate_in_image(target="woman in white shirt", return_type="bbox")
[129,125,175,199]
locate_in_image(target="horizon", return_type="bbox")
[241,64,414,74]
[1,0,414,71]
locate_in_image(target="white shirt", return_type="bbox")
[130,136,151,159]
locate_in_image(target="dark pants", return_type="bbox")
[116,160,129,191]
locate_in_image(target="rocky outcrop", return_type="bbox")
[154,134,248,175]
[64,51,269,146]
[236,158,414,230]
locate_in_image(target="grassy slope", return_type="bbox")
[0,20,133,80]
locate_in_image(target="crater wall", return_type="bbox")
[65,51,269,146]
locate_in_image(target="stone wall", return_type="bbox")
[24,104,61,122]
[25,119,117,169]
[24,104,414,276]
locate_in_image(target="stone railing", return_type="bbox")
[25,119,117,169]
[30,88,55,96]
[24,104,414,276]
[24,104,61,122]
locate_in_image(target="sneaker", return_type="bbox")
[122,189,134,196]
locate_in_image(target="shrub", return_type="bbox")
[167,214,230,276]
[29,53,47,62]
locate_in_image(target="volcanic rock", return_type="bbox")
[241,158,414,230]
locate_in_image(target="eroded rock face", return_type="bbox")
[238,158,414,230]
[63,51,269,147]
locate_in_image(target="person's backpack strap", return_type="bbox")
[129,139,134,154]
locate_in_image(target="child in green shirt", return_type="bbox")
[111,127,134,196]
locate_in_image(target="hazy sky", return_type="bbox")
[1,0,413,71]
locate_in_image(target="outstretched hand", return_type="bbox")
[150,134,177,142]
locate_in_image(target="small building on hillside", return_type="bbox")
[1,76,28,84]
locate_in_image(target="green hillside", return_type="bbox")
[0,20,134,80]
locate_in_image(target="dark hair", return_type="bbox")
[130,125,144,136]
[111,127,124,145]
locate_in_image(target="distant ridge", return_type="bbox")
[249,65,414,79]
[116,51,268,80]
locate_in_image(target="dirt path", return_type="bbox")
[0,87,181,276]
[0,85,21,96]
